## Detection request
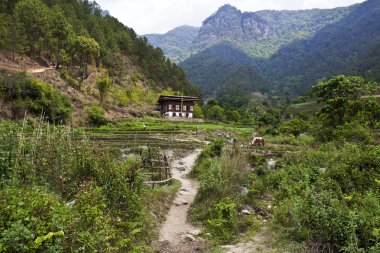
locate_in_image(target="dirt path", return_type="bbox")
[154,150,205,252]
[27,67,53,73]
[221,226,276,253]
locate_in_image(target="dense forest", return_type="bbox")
[0,0,199,96]
[145,26,200,63]
[147,0,380,106]
[180,43,268,108]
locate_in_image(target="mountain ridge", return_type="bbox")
[147,1,380,102]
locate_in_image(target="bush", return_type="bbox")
[190,144,248,243]
[206,198,238,243]
[333,121,373,144]
[60,69,81,90]
[87,105,108,126]
[0,187,67,252]
[0,122,149,252]
[265,144,380,252]
[0,70,72,122]
[280,118,310,137]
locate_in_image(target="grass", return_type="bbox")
[288,100,321,115]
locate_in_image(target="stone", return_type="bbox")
[173,201,182,206]
[242,209,251,215]
[240,187,249,196]
[181,199,189,205]
[188,229,201,236]
[267,205,272,209]
[177,167,186,171]
[182,234,196,242]
[267,159,276,169]
[179,191,189,196]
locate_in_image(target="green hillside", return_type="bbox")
[149,1,380,104]
[144,26,199,63]
[0,0,200,123]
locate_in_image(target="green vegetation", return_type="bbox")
[144,26,199,63]
[87,105,108,126]
[0,0,199,97]
[188,75,380,251]
[180,43,267,107]
[248,144,380,252]
[0,70,71,122]
[189,139,263,245]
[0,121,183,252]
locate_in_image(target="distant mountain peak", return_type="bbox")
[218,4,240,13]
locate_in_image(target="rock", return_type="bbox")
[267,159,276,169]
[240,187,249,196]
[179,191,189,195]
[65,200,75,208]
[173,201,182,206]
[263,219,267,223]
[177,167,186,171]
[182,234,196,242]
[188,229,201,236]
[242,209,251,215]
[181,188,188,192]
[181,199,189,205]
[267,205,272,209]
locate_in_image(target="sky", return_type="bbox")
[96,0,366,35]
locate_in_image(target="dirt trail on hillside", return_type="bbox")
[27,67,53,73]
[154,150,205,252]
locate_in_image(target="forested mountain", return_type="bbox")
[144,26,199,63]
[148,0,380,104]
[0,0,200,123]
[261,0,380,95]
[0,0,199,95]
[180,43,267,107]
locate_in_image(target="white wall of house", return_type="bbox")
[164,111,193,118]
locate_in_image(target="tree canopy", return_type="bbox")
[0,0,199,96]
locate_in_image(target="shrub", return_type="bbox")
[280,118,310,137]
[206,198,238,243]
[332,121,373,144]
[0,70,72,122]
[0,122,149,252]
[0,187,67,252]
[267,144,380,251]
[59,69,81,90]
[87,105,108,126]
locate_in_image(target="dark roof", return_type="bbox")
[158,95,198,103]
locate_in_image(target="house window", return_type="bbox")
[176,105,180,110]
[186,113,189,118]
[183,105,187,111]
[168,104,173,110]
[179,113,182,117]
[190,106,194,111]
[173,113,176,117]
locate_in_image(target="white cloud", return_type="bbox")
[96,0,366,35]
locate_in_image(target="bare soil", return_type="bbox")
[153,150,207,253]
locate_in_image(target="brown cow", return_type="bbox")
[251,137,265,146]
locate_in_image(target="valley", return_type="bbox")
[0,0,379,252]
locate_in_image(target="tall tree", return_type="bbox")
[70,35,100,81]
[49,5,73,68]
[0,14,26,59]
[314,75,378,127]
[14,0,51,56]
